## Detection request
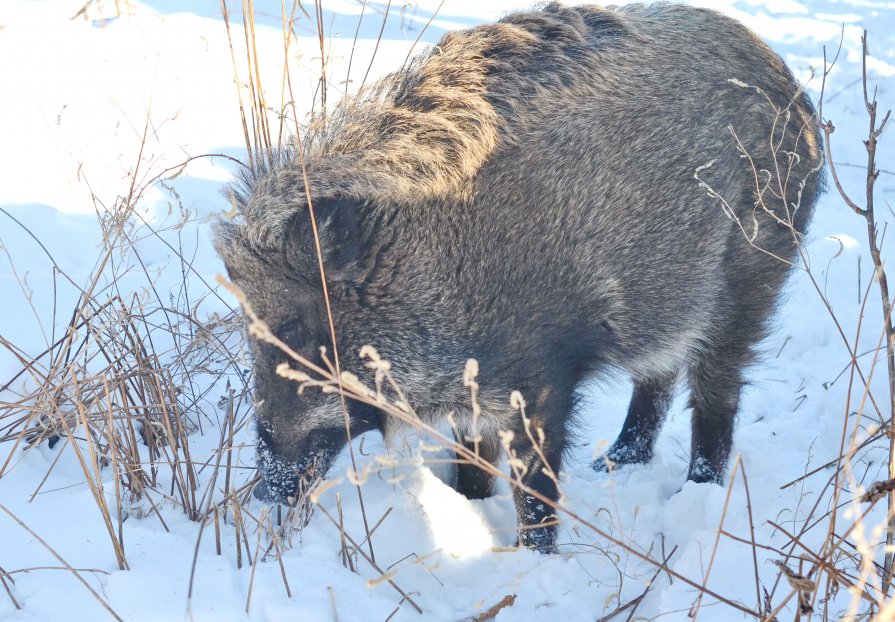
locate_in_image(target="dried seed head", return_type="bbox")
[463,358,479,386]
[359,344,379,360]
[374,454,399,467]
[507,457,528,475]
[360,344,391,373]
[772,559,816,592]
[248,320,271,340]
[339,370,370,395]
[346,463,372,485]
[498,429,514,449]
[276,363,312,383]
[309,476,345,504]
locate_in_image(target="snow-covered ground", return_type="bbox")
[1,0,894,620]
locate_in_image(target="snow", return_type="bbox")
[1,0,895,621]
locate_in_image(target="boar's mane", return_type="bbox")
[214,3,638,253]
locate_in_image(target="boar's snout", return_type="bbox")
[253,449,301,505]
[254,424,346,506]
[253,450,324,506]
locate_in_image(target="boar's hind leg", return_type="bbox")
[455,435,500,499]
[592,374,676,473]
[686,343,748,484]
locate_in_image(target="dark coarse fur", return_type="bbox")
[214,2,824,552]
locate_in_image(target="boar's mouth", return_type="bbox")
[254,450,333,500]
[253,430,342,525]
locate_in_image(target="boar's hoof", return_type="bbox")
[592,440,652,474]
[686,456,725,485]
[518,525,558,554]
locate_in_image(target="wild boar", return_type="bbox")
[214,1,824,552]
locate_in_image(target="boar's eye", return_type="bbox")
[273,316,328,361]
[276,318,305,350]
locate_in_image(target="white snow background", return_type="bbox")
[1,0,894,620]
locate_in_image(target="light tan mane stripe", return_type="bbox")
[222,3,630,249]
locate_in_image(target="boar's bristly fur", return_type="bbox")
[214,2,824,553]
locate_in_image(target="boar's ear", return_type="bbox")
[289,196,361,281]
[316,196,362,280]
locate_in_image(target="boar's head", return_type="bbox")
[214,187,383,506]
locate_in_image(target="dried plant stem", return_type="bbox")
[739,461,763,616]
[0,565,20,610]
[63,376,129,570]
[220,0,255,169]
[275,24,379,564]
[245,508,266,615]
[401,0,446,68]
[361,0,391,90]
[344,0,367,89]
[0,504,123,621]
[316,505,422,615]
[690,455,740,620]
[263,514,292,597]
[347,506,392,559]
[314,0,328,117]
[596,545,677,622]
[278,0,302,146]
[821,30,893,594]
[336,493,355,572]
[329,585,338,622]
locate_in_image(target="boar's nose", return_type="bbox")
[253,478,269,501]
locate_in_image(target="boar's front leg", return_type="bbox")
[510,391,572,553]
[455,435,500,499]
